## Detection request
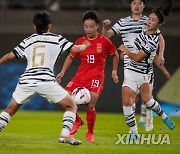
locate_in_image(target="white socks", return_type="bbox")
[123,106,138,135]
[60,111,76,137]
[145,98,167,120]
[0,111,11,132]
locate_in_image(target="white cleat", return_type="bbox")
[59,137,81,146]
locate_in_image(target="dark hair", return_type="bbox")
[130,0,146,4]
[33,11,51,35]
[151,0,173,24]
[82,10,100,24]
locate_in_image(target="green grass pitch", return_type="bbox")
[0,110,179,154]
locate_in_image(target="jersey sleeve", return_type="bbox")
[58,36,74,52]
[13,40,26,59]
[104,37,117,55]
[111,19,122,35]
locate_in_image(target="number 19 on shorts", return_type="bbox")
[91,80,99,88]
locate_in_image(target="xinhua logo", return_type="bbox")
[115,134,170,144]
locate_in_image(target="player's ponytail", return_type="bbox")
[151,0,173,24]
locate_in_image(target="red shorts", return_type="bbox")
[65,76,104,95]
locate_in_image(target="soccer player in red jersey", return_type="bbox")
[56,10,119,142]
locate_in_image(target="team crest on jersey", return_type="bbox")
[67,81,73,87]
[144,43,151,50]
[96,43,102,53]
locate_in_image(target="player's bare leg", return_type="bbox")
[0,98,21,132]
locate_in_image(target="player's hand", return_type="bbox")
[112,70,119,83]
[102,19,112,28]
[164,71,171,80]
[56,71,64,83]
[118,44,126,52]
[112,74,119,83]
[158,55,165,66]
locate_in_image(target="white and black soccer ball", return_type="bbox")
[72,87,91,105]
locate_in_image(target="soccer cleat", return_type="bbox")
[139,116,146,127]
[59,137,81,146]
[125,134,140,141]
[70,117,84,135]
[86,132,95,142]
[139,121,145,127]
[163,117,175,130]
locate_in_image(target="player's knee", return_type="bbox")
[122,97,134,106]
[59,95,77,112]
[141,96,152,104]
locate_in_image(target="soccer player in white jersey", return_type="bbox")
[102,0,171,132]
[0,11,90,145]
[119,0,175,139]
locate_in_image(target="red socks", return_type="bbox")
[86,109,96,134]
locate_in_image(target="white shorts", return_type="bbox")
[13,81,68,104]
[122,69,154,93]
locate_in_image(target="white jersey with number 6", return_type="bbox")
[13,32,73,85]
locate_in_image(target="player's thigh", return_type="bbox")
[140,83,153,103]
[122,86,137,106]
[59,94,77,112]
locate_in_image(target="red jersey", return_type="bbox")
[70,33,116,80]
[65,34,116,95]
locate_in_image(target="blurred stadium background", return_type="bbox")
[0,0,179,115]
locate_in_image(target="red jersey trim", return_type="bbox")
[109,51,116,55]
[70,53,76,58]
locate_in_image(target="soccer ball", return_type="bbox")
[72,87,91,105]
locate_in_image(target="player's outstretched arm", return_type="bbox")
[119,44,146,62]
[154,55,171,80]
[0,51,15,65]
[158,34,165,66]
[56,55,74,83]
[71,40,90,52]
